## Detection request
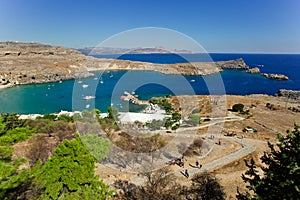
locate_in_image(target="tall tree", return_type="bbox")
[32,136,114,199]
[237,124,300,200]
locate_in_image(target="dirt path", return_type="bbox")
[176,135,256,178]
[130,113,258,185]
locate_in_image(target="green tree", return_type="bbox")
[172,112,181,122]
[146,119,166,131]
[107,106,119,120]
[0,126,35,145]
[0,159,29,200]
[0,114,26,135]
[232,104,244,112]
[187,114,201,126]
[237,124,300,200]
[80,134,110,161]
[57,115,74,122]
[32,136,114,199]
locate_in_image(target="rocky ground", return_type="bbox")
[94,94,300,199]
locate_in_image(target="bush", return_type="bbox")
[232,103,244,112]
[186,114,201,126]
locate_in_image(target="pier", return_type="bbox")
[120,91,149,105]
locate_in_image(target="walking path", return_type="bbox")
[130,112,258,185]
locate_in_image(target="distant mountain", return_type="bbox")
[77,47,193,55]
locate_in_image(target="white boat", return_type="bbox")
[83,96,96,100]
[78,80,83,84]
[82,84,89,88]
[85,104,90,109]
[190,79,196,82]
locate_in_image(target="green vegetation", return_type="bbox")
[57,114,74,122]
[232,103,244,112]
[107,106,119,120]
[0,114,34,199]
[186,114,201,126]
[0,114,35,146]
[149,97,181,130]
[146,119,166,131]
[0,113,26,135]
[80,134,110,161]
[0,113,113,199]
[237,124,300,199]
[37,113,56,121]
[32,136,114,199]
[149,97,173,114]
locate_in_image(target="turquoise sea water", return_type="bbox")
[0,54,299,114]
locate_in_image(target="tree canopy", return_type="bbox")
[237,124,300,200]
[32,136,114,199]
[80,134,110,161]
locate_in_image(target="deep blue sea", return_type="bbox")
[0,54,299,114]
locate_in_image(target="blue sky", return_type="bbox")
[0,0,300,53]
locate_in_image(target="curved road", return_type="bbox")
[130,112,257,184]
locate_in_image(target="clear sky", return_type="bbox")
[1,0,300,53]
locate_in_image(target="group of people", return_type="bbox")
[168,156,202,179]
[182,160,202,179]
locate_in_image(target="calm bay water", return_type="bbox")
[0,54,299,114]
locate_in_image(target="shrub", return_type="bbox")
[232,103,244,112]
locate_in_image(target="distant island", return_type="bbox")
[0,42,289,90]
[77,46,194,55]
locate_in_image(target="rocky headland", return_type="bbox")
[0,42,289,89]
[246,67,288,80]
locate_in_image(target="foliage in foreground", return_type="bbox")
[114,168,225,200]
[237,124,300,200]
[0,114,34,199]
[31,136,114,199]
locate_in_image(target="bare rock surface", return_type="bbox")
[246,67,260,73]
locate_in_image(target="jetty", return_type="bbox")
[120,91,149,105]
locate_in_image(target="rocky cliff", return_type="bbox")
[0,42,95,87]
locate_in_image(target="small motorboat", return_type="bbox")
[83,96,96,100]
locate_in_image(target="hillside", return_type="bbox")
[0,42,255,89]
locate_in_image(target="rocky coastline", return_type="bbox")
[0,42,289,90]
[246,67,288,80]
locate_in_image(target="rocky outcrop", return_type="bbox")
[275,89,300,100]
[245,67,289,80]
[262,73,289,80]
[216,58,249,70]
[246,67,260,74]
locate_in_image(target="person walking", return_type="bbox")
[185,169,189,178]
[195,160,199,168]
